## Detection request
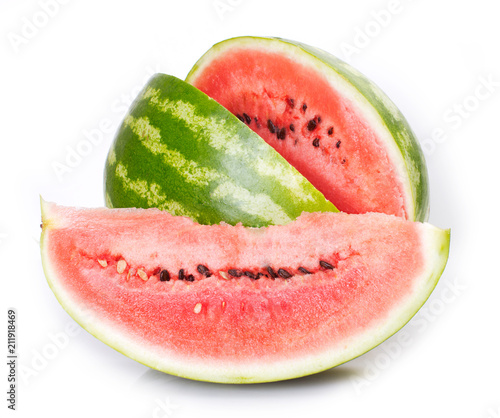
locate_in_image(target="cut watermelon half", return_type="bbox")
[40,199,449,383]
[187,36,429,221]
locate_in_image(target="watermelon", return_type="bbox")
[104,74,337,227]
[186,36,429,221]
[40,199,449,383]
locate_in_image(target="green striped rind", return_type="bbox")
[186,37,429,222]
[104,74,337,227]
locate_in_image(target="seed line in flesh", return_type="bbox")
[94,255,338,283]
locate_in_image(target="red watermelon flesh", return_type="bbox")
[40,199,449,383]
[187,37,428,221]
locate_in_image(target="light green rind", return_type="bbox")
[186,36,429,222]
[104,74,337,227]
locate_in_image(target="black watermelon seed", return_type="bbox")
[266,266,278,279]
[328,127,334,136]
[317,117,321,123]
[307,119,317,131]
[336,140,341,148]
[186,274,195,282]
[320,260,335,269]
[236,114,245,123]
[341,158,346,164]
[278,268,292,279]
[178,269,185,280]
[289,123,295,132]
[267,119,276,134]
[302,103,307,112]
[255,273,264,280]
[160,269,170,281]
[197,264,211,277]
[298,267,312,275]
[312,138,320,147]
[244,271,256,279]
[243,113,252,124]
[287,98,295,108]
[228,269,243,277]
[277,127,286,140]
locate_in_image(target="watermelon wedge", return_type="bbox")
[104,74,337,227]
[186,36,429,221]
[40,199,449,383]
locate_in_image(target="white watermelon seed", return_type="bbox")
[97,259,108,268]
[137,269,148,281]
[116,259,127,274]
[194,303,202,314]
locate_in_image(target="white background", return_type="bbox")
[1,0,499,417]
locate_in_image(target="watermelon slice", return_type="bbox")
[40,199,449,383]
[186,36,429,221]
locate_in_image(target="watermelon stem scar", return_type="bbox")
[40,199,449,384]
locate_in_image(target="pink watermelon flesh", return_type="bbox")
[40,200,449,383]
[189,48,409,218]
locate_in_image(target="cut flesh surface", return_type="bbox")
[187,36,429,221]
[40,199,449,383]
